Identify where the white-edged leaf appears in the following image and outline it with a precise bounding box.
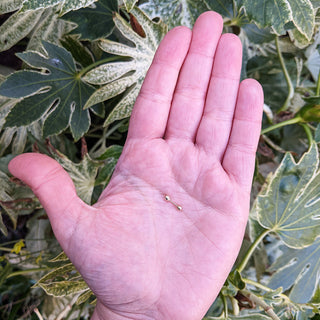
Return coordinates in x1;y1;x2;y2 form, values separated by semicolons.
288;28;311;49
76;289;94;305
83;7;167;126
0;169;40;236
38;280;89;296
139;0;236;29
257;142;320;248
289;0;314;41
243;0;292;35
0;0;23;14
243;0;315;39
0;41;96;141
123;0;138;11
139;0;209;28
21;0;96;15
27;7;76;53
268;239;320;303
0;9;43;52
52;150;103;204
36;263;89;297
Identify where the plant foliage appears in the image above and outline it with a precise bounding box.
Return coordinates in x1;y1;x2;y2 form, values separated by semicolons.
1;0;320;319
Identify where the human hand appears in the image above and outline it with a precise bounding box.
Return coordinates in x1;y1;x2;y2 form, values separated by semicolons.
9;11;263;320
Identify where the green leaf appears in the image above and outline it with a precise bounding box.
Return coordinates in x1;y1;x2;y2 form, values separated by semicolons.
268;239;320;303
97;144;123;160
243;0;315;40
246;55;296;110
315;123;320;143
0;9;43;52
0;41;96;140
83;7;167;126
123;0;138;11
221;270;245;296
60;35;94;68
298;96;320;122
139;0;234;29
0;0;23;14
256;142;320;248
242;24;275;44
51;150;103;204
63;0;118;40
96;145;123;186
21;0;96;15
243;0;291;35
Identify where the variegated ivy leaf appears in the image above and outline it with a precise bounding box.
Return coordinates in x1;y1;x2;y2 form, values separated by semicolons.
0;0;23;14
257;142;320;248
139;0;234;29
268;239;320;303
0;9;43;52
83;7;167;127
0;169;40;236
123;0;138;11
76;289;94;305
27;7;76;54
288;28;311;49
0;5;74;54
0;41;97;141
21;0;96;15
51;149;103;204
243;0;315;41
36;263;89;297
0;94;43;156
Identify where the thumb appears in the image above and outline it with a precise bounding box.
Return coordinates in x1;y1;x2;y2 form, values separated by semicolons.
8;153;87;248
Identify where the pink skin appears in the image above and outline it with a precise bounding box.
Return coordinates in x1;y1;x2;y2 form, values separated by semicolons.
8;11;263;320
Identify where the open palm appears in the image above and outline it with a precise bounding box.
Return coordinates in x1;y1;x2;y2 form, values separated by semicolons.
9;12;263;320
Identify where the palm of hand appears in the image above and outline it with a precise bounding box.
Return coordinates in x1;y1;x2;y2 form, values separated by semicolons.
8;11;263;320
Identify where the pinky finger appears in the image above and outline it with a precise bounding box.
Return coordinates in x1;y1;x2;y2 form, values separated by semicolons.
222;79;263;191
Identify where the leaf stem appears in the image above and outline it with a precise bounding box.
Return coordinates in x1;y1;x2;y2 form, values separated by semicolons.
6;267;50;279
317;68;320;96
237;228;270;273
300;123;313;146
261;116;302;135
242;278;291;303
275;37;294;112
240;289;280;320
222;294;228;318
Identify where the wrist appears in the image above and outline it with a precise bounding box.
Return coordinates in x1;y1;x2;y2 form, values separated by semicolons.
91;302;156;320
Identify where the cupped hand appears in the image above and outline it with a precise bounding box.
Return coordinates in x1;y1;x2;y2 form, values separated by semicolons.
9;11;263;320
